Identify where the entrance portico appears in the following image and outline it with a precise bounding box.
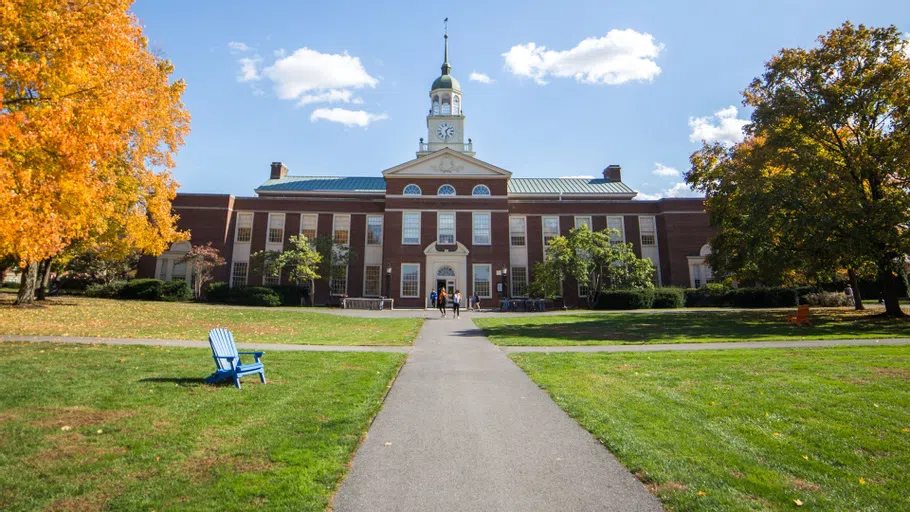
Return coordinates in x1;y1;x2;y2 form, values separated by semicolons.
424;242;469;298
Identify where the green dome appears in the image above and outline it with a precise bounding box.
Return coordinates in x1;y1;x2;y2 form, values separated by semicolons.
431;73;461;91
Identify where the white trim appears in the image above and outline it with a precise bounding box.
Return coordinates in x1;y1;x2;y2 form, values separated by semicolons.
607;215;625;242
472;264;493;299
510;266;529;298
235;211;253;243
400;263;421;298
472;184;492;196
267;212;286;244
330;265;349;296
363;264;382;298
437;184;457;196
255;190;384;197
386;194;506;199
437;211;456;245
366;214;383;246
507;194;637;200
382;147;512;177
300;213;319;239
387;208;509;213
541;215;560;257
230;261;249;288
509;215;527;247
402;211;421;245
472;211;492;246
403;184;422;196
574;216;593;230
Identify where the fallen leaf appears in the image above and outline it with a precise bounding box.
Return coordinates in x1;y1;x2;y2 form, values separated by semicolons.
60;425;72;431
802;455;809;460
710;402;716;406
774;432;781;437
794;498;803;506
859;477;866;485
697;490;707;496
96;429;103;434
384;442;392;446
156;456;160;461
902;428;909;433
119;358;126;363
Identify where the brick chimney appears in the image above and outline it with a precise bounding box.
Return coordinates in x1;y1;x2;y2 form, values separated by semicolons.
270;162;289;180
603;164;622;182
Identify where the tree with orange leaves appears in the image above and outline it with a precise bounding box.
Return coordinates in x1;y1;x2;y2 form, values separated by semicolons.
0;0;190;304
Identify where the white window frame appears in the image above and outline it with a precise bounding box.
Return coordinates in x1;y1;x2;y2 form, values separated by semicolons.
403;184;422;196
300;214;318;241
364;264;382;297
333;214;351;246
400;263;420;298
263;273;280;286
472;184;491;196
402;212;421;245
366;215;383;246
235;212;253;243
511;266;529;298
230;261;249;288
510;216;527;247
267;213;285;244
473;264;492;299
472;211;491;246
575;216;592;231
437;211;456;245
437;184;456;196
330;265;348;296
542;216;560;253
607;216;625;244
639;216;657;247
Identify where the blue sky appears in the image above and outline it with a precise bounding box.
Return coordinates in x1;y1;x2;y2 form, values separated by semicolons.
132;0;907;199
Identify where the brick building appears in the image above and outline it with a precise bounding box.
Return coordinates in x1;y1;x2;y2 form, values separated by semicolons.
139;35;716;307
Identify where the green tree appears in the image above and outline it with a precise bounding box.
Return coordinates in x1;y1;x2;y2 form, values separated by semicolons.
251;236;324;306
687;22;910;316
530;225;655;305
313;234;358;300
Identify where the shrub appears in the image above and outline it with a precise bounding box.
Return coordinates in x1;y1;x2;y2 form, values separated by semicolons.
593;289;655;310
728;287;799;308
160;280;193;302
85;281;126;299
119;279;164;301
205;281;230;302
231;286;281;307
684;283;732;307
652;288;684;309
265;284;309;306
806;291;852;307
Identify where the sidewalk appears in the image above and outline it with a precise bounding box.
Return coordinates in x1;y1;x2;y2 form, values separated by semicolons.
332;317;662;512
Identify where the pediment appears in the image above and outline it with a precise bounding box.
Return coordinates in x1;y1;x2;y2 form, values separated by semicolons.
382;148;511;178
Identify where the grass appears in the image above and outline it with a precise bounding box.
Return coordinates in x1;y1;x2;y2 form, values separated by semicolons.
475;308;910;346
0;341;406;511
511;346;910;511
0;296;423;346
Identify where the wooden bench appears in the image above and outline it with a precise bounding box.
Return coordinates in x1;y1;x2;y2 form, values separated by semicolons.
342;297;394;310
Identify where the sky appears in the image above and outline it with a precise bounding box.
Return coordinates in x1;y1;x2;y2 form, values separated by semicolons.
131;0;908;199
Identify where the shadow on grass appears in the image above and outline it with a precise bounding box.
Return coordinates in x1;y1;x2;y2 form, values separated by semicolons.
138;377;208;386
479;310;910;344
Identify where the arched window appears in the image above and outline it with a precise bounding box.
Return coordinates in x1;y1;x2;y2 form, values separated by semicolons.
453;96;460;115
699;244;712;257
403;184;422;196
437;265;456;277
432;96;440;115
472;184;491;196
441;95;451;115
437;184;456;196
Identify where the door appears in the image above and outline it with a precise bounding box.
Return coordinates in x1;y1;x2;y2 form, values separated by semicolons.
436;279;447;296
446;279;455;297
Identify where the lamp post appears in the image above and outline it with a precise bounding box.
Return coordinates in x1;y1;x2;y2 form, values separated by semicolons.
501;266;508;299
385;266;392;298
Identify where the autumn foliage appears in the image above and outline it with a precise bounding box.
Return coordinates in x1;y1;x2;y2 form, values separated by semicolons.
0;0;190;303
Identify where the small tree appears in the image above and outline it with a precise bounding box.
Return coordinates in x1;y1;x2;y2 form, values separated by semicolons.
313;234;358;301
252;236;323;306
178;243;225;299
531;225;655;306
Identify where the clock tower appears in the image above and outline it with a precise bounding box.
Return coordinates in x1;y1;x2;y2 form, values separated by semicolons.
417;28;474;158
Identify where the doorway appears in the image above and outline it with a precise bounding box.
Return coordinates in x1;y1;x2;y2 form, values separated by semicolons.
436;265;456;298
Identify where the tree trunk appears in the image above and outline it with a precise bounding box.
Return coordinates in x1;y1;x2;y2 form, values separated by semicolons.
15;262;39;306
847;268;864;311
36;258;53;300
878;261;905;317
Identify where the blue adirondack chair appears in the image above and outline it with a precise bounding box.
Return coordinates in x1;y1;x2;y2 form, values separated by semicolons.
205;328;266;389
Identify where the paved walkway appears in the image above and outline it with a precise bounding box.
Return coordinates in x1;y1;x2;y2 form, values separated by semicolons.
0;335;411;353
333;317;663;512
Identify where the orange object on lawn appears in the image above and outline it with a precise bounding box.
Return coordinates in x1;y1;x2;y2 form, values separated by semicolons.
787;305;813;327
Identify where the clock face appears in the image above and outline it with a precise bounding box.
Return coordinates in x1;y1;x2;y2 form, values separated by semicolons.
436;122;455;140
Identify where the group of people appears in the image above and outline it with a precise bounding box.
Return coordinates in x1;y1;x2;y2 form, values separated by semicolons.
430;289;481;318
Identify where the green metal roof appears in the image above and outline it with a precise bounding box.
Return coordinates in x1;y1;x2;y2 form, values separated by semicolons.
431;74;461;91
257;176;385;194
508;178;635;195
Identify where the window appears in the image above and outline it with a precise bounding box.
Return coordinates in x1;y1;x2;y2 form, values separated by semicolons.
401;264;420;298
473;212;491;245
235;212;253;242
453;96;460;115
473;264;492;299
403;184;422;196
441;100;451;115
330;266;347;296
607;216;625;244
432;96;440;115
366;215;383;245
364;265;381;297
437;184;456;196
157;259;169;280
579;281;590;298
510;217;526;246
334;215;350;245
264;274;280;286
472;184;490;196
511;267;528;297
268;213;285;244
639;216;657;246
231;262;248;287
402;212;421;245
437;212;455;244
300;214;318;241
575;216;592;231
542;217;560;249
171;261;187;282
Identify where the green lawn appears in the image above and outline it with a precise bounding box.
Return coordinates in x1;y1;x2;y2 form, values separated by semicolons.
512;347;910;511
475;309;910;346
0;341;405;511
0;296;422;346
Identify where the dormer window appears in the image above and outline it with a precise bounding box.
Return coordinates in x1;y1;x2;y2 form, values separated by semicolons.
472;184;490;196
437;184;456;196
403;184;422;196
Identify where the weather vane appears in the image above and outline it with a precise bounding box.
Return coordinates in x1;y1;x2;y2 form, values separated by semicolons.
444;17;448;35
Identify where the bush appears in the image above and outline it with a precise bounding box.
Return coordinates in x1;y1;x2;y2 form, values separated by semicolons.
684;283;732;307
265;284;309;306
728;287;799;308
205;281;230;302
160;280;193;302
119;279;163;301
56;274;95;293
652;288;684;309
806;291;853;307
85;281;126;299
203;282;281;307
593;289;655;310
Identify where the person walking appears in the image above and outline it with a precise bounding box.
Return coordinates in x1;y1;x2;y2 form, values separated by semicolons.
844;285;855;307
438;288;448;318
429;289;437;310
472;292;480;311
453;289;462;319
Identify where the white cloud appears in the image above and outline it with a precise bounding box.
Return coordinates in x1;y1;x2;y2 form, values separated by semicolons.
298;90;364;107
634;182;701;200
652;163;680;177
228;41;250;53
310;108;388;128
237;56;262;82
262;48;378;104
559;175;596;179
502;29;663;85
470;71;496;84
688;105;749;145
274;48;286;58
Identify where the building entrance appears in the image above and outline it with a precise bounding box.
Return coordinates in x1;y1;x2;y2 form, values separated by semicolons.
436;265;456;297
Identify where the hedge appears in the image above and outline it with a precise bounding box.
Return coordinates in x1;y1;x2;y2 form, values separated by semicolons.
119;279;164;301
85;281;126;299
652;288;684;309
204;282;281;307
265;284;309;306
593;289;655;310
86;279;192;302
160;280;193;302
728;287;798;308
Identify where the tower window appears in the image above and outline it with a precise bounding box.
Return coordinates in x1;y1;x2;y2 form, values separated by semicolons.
432;99;439;115
403;184;422;196
441;102;451;115
453;96;460;115
437;184;456;196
